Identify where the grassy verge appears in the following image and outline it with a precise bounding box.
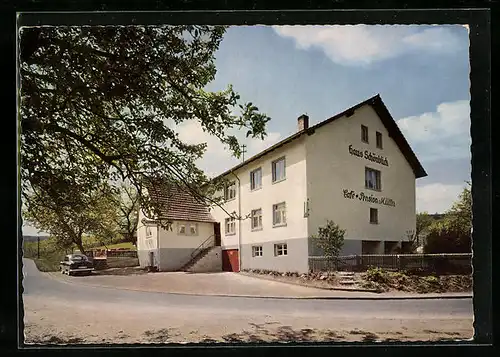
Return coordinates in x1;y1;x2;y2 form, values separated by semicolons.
24;250;63;272
93;242;136;251
31;256;61;272
23;235;136;272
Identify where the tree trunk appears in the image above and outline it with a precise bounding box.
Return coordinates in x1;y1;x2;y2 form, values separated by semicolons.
74;235;86;255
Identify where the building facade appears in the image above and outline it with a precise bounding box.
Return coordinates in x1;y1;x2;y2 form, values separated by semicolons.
136;183;221;272
210;95;427;273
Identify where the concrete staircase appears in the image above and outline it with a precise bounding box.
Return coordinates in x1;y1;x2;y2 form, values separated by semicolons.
337;271;357;286
181;246;222;273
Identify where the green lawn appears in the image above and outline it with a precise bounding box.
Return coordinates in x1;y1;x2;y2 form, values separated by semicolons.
92;242;136;251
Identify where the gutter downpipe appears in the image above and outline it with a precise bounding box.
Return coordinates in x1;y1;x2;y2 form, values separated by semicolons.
230;171;242;272
156;224;160;271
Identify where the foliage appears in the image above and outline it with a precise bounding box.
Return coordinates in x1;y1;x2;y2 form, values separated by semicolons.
110;183;140;244
447;181;472;234
404;212;435;253
22;184;119;255
416;212;434;237
424;182;472;253
362;268;471;293
19;25;270;228
93;242;136;251
23;236;71;272
310;220;345;263
364;267;389;283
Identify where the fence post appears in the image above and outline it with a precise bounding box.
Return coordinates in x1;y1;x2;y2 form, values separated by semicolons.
355;255;361;271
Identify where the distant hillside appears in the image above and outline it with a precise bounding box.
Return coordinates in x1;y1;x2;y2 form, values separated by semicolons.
22;235;50;242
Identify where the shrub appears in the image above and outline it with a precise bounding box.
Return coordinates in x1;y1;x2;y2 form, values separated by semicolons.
422;275;439;284
424;223;471;253
365;267;389;283
310;220;346;268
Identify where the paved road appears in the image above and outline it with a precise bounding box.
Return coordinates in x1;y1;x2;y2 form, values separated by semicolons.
22;258;473;319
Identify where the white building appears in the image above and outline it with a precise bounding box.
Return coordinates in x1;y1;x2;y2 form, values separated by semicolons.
210;95;427;273
136;183;222;272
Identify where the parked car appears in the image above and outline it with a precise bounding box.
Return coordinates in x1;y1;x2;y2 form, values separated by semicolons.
60;254;94;276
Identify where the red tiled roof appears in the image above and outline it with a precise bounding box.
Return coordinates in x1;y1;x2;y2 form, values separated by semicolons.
146;181;216;223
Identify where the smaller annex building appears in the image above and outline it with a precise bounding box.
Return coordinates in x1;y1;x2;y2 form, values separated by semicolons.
136;181;222;272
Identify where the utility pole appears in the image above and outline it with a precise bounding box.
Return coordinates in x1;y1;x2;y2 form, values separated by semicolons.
37;235;40;259
241;144;247;162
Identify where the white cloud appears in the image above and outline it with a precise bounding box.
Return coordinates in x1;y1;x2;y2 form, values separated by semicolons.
175;120;282;178
273;25;464;66
397;100;471;162
416;183;465;214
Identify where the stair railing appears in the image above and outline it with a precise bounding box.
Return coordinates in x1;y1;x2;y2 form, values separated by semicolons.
179;234;215;271
190;234;215;260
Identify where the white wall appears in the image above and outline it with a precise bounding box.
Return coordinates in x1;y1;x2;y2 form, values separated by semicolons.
187;246;222;273
137;209;158;251
137;209;158;268
305;104;417;243
159;221;215;249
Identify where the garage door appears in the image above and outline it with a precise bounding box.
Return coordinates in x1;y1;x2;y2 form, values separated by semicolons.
222;249;239;272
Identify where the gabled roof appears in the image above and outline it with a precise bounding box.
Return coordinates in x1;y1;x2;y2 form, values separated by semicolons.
213;94;427;180
145;181;216;223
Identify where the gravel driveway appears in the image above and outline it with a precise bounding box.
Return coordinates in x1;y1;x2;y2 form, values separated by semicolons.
46;269;380;297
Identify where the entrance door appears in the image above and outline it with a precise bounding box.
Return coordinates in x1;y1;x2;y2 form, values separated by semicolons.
214;222;221;246
222;249;239;272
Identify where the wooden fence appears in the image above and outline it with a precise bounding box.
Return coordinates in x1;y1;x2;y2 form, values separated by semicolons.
308;253;472;274
87;249;138;258
86;249;139;269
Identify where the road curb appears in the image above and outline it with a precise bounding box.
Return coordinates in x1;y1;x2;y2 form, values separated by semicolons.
43;272;472;301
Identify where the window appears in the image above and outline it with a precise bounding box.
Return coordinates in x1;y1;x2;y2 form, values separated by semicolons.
178;224;186;235
272;202;287;226
365;167;381;191
272;157;286;183
361;125;369;143
252;245;263;257
370;208;378;224
376;131;383;149
274;243;288;256
189;223;198;235
224;181;236;201
225;217;236;235
251;209;263;230
250;168;262;190
145;226;152;238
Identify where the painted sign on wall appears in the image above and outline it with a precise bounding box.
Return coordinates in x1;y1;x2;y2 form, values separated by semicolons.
348;145;389;166
342;189;396;207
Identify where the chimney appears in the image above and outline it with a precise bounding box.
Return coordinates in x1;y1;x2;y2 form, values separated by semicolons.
297;114;309;131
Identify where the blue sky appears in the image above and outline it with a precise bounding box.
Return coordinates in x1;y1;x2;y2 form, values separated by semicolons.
177;25;471;214
22;25;471;236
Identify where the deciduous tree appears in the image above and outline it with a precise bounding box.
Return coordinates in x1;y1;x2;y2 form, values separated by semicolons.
20;25;270;227
22;184;119;255
424;182;472;253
